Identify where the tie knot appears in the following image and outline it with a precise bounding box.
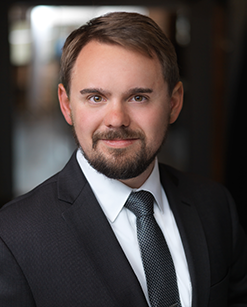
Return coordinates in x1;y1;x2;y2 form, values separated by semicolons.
125;190;154;218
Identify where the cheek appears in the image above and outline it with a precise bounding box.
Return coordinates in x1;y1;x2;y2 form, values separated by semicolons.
140;108;169;137
146;116;169;150
72;107;103;140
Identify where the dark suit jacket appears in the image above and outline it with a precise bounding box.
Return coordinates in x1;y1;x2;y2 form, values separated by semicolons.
0;152;247;306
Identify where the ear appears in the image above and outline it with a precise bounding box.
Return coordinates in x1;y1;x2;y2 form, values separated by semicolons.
58;83;73;125
169;81;184;124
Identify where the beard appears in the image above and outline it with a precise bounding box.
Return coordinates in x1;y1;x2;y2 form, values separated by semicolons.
73;125;168;180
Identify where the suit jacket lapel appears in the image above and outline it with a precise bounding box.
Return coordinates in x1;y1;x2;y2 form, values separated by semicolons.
56;152;211;306
57;152;148;307
159;164;211;307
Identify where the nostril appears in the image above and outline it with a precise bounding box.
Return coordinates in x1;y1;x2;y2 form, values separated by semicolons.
104;108;130;128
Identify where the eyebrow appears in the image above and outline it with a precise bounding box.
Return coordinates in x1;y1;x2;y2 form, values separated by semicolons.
80;87;153;96
80;88;109;95
127;87;153;95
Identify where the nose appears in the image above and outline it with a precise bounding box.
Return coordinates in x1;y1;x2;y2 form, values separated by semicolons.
103;101;130;128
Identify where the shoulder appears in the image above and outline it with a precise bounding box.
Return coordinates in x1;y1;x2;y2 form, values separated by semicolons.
0;151;81;231
159;163;235;215
159;163;244;253
1;167;61;210
159;163;227;193
0;172;61;235
0;152;86;256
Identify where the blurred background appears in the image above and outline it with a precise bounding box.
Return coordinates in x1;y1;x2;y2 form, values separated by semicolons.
1;0;247;230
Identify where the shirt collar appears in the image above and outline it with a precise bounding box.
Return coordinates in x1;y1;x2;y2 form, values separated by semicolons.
76;149;163;222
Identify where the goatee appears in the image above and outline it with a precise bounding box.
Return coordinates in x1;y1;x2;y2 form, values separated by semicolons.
73;126;167;180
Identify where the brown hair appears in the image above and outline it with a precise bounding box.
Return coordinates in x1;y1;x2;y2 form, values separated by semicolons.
60;11;179;97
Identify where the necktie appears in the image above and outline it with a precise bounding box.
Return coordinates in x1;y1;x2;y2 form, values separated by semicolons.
125;190;181;307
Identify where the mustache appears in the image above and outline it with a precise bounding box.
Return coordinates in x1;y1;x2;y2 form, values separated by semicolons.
92;128;145;148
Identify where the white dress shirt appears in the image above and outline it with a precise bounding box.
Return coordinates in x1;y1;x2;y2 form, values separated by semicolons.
76;149;192;307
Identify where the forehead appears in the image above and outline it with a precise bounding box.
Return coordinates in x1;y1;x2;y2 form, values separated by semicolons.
71;40;165;90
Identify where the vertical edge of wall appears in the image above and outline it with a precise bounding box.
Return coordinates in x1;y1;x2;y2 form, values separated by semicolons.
186;0;214;179
0;3;13;207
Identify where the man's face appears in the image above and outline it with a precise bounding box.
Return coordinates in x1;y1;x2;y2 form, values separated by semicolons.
59;40;183;187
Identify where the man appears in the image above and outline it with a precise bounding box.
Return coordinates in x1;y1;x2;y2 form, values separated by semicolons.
0;12;247;307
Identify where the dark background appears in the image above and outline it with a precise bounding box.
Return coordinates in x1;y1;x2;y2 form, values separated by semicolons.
1;0;247;231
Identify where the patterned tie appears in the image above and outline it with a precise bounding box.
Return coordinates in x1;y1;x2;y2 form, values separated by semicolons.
125;190;182;307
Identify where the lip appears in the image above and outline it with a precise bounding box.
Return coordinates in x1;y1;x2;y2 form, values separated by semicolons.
101;138;138;148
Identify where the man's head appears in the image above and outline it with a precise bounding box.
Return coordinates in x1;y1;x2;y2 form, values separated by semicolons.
58;12;183;188
60;11;179;98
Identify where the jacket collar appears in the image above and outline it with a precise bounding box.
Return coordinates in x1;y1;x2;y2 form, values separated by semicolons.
57;151;148;306
159;164;211;307
57;152;210;306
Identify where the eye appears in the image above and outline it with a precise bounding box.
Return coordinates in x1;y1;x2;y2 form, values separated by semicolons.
132;95;147;102
89;95;103;103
